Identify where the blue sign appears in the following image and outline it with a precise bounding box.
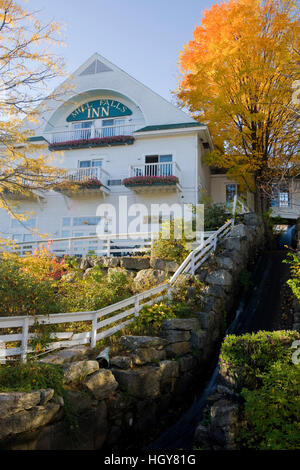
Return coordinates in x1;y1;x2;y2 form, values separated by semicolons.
67;99;132;122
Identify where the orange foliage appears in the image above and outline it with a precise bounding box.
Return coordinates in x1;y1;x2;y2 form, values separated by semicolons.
177;0;300;211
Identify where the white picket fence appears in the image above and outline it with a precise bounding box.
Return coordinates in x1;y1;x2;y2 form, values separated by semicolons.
12;232;155;258
0;219;235;363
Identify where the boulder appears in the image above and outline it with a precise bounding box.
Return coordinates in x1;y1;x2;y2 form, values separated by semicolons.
133;269;166;289
196;312;216;331
159;360;179;383
131;348;166;366
206;270;233;288
200;295;225;314
63;360;99;385
165;342;192;358
194;424;212;450
101;257;120;268
0;403;60;441
150;258;180;274
178;355;197;373
120;336;167;351
224;237;243;253
80;258;92;271
162;329;191;343
150;258;167;271
191;330;208;350
110;356;132;369
40;345;91;365
84;370;118;400
215;256;235;272
65;390;95;415
111;367;161;399
209;399;241;450
0;391;42;419
166;261;180;274
162;318;200;331
120;257;150;271
39;389;55;406
230;224;248;239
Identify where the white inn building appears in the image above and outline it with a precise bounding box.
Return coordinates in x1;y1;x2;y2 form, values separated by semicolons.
1;53;299;253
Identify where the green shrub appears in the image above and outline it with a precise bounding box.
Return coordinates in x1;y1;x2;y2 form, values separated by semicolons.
240;362;300;450
204;203;229;231
152;218;189;263
284;251;300;301
0;362;64;395
171;275;204;308
131;302;176;335
152;238;188;264
58;267;133;313
0;258;62;316
219;330;300;390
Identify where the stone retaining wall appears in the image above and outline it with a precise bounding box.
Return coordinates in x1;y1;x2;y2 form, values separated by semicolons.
0;213;266;450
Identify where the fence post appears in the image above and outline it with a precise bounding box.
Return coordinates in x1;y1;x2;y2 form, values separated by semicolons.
21;317;29;363
68;238;73;256
135;296;140;317
91;313;98;349
0;340;5;365
232;195;238;227
213;234;217;252
107;238;111;257
190;253;195;275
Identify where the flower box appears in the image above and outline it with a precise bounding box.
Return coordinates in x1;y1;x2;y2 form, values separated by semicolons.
122;175;179;187
54;178;103;193
49;135;135;151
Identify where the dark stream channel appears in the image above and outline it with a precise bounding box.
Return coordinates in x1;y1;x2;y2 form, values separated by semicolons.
145;250;289;450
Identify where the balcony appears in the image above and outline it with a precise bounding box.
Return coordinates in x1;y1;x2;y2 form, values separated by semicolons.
123;162;182;192
53;167;110;197
46;123;141;151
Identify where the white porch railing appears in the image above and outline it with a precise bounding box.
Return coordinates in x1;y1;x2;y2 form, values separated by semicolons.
60;167;110;187
47;123;141;144
0;220;234;362
12;233;154;258
129;162;182;180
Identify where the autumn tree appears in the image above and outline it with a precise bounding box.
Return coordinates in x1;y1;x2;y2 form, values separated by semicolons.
177;0;300;213
0;0;66;231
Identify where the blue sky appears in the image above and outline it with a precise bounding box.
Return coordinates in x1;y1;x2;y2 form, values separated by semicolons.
22;0;216;102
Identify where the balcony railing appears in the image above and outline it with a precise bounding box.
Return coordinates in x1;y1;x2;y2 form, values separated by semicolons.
129;162;182;179
47;123;141;145
61;167;110;187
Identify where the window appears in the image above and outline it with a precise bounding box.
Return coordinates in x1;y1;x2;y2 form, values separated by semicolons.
12;234;23;243
73;121;93;140
24;234;33;242
144;155;173;176
226;184;239;208
102;119;115;137
271;185;290;208
79;160;102;168
73;217;101;226
12;234;34;243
